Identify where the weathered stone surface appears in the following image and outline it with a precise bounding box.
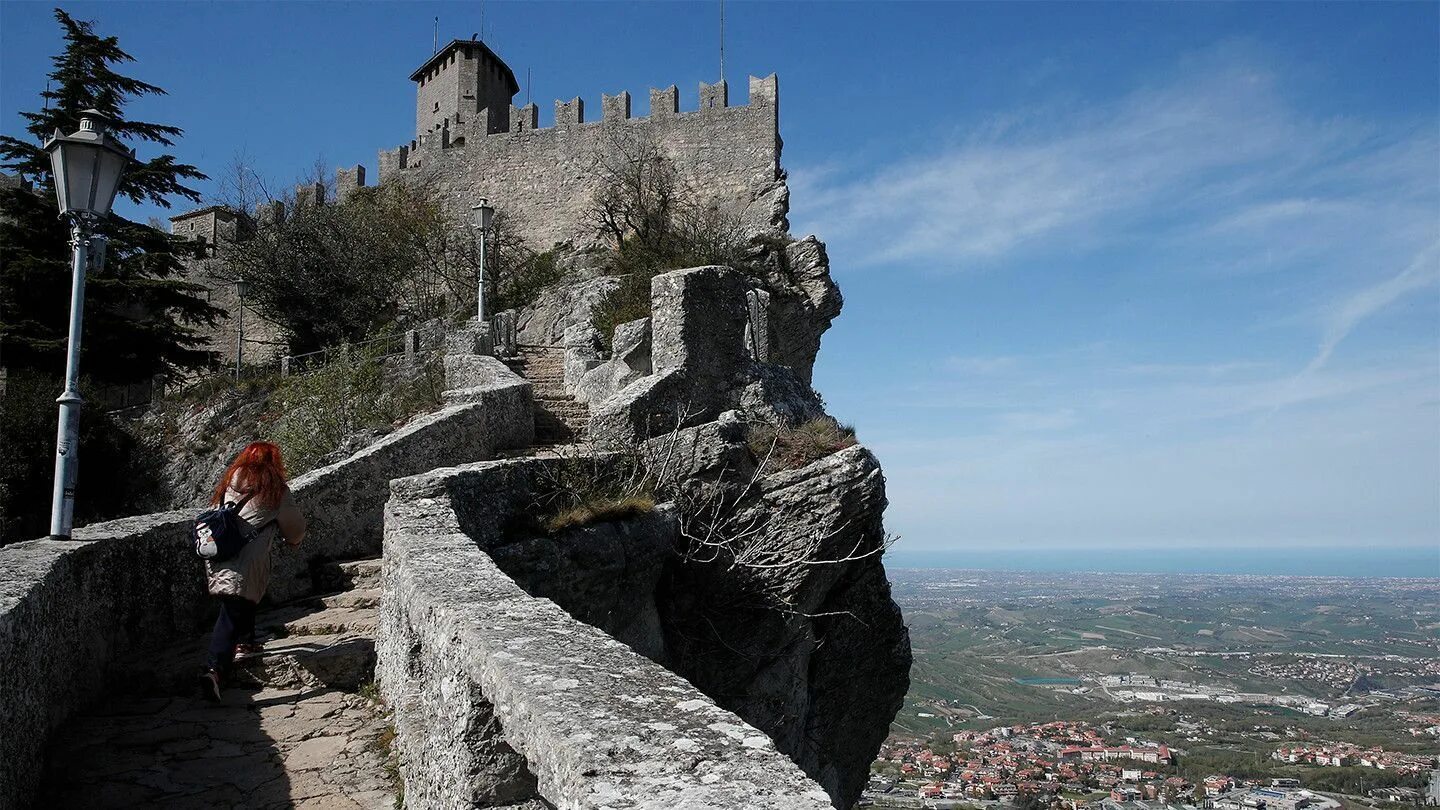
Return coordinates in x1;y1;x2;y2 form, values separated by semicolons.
40;684;396;809
271;373;533;602
378;459;834;809
650;266;750;392
516;275;620;346
657;445;910;809
758;236;843;386
0;513;199;805
563;322;604;391
488;507;676;662
575;317;652;406
444;352;529;396
738;362;826;427
641;410;755;490
589;264;835;449
588;368;699;447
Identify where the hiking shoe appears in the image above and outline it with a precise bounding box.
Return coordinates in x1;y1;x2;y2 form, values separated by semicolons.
198;670;222;703
235;642;264;659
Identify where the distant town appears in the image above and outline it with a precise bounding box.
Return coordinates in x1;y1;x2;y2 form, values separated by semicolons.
866;718;1438;809
875;568;1439;809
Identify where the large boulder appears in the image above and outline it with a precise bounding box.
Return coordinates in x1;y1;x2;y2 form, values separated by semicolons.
516;276;620;346
752;236;843;386
591;266;767;444
575;317;652;405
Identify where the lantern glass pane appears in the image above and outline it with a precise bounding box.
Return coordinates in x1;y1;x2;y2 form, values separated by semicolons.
49;147;71;213
93;148;128;216
63;143;100;216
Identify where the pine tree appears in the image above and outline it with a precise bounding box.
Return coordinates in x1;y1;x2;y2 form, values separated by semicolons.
0;7;223;384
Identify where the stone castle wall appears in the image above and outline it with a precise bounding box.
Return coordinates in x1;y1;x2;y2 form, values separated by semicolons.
368;75;786;250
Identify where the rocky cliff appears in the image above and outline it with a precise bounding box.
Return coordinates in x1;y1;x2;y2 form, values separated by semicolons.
471;237;911;808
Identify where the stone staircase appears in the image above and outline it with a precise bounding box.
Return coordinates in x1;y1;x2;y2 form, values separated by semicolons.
39;559;395;809
506;345;590;445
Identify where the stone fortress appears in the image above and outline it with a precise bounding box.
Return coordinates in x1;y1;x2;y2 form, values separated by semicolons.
2;38;910;810
172;36;788;365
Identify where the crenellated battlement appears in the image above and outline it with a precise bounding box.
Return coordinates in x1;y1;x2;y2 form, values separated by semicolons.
383;75;778;169
375;74;785;247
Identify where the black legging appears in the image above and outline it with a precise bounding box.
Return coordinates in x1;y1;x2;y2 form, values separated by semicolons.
207;596;258;675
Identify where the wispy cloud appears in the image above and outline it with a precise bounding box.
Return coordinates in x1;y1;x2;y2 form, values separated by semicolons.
804;41;1440;553
1303;240;1440;375
791;45;1437;274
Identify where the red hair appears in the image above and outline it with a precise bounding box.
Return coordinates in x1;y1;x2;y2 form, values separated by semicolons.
212;441;289;508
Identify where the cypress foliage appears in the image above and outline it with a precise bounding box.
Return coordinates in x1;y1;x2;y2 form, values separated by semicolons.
0;8;222;384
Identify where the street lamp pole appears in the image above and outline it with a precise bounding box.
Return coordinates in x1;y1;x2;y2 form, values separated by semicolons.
50;217;93;539
473;199;494;323
43;109;133;540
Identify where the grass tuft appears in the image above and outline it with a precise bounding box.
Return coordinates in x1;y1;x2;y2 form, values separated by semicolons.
544;494;656;534
748;416;858;474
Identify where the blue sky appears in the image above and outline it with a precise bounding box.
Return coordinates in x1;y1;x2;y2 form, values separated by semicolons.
3;2;1437;564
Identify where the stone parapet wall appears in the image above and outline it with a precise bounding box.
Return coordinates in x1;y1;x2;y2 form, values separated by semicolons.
377;458;835;809
380;75;785;249
268;369;534;602
0;370;534;808
0;511;196;805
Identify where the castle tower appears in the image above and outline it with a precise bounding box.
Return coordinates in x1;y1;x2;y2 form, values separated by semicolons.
411;39;519;141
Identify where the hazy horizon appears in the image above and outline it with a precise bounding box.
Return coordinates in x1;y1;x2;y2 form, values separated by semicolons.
886;542;1439;578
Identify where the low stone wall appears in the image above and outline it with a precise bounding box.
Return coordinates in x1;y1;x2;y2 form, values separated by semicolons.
270;370;533;602
0;370;533;808
378;458;834;809
0;511;196;805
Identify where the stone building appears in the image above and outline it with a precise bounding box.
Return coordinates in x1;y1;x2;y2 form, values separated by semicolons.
364;37;786;248
172;39;788;363
169;205;284;368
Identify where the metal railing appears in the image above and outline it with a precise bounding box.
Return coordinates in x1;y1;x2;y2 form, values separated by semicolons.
281;330;419;376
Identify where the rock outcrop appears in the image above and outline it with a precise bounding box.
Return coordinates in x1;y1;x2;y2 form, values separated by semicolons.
543;257;909;809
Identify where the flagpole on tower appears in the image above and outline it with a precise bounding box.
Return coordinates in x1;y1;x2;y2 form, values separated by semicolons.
719;0;726;83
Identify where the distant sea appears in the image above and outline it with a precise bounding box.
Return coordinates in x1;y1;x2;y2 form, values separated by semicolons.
887;545;1439;578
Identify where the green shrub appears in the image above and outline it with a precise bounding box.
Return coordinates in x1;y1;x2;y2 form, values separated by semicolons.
585;135;754;349
267;343;443;475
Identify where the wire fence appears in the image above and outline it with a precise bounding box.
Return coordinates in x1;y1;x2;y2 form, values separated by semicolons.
282;330;418;376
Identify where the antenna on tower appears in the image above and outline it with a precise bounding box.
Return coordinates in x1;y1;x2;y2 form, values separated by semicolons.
433;17;439;54
719;0;726;83
479;0;485;42
526;68;532;105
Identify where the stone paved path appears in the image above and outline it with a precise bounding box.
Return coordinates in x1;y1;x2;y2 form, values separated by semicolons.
39;560;397;809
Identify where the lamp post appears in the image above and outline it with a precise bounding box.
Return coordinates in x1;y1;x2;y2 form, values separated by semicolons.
473;199;494;323
234;277;251;378
43;109;133;540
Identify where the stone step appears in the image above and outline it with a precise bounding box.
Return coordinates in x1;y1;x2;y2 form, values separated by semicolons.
258;604;379;638
305;588;381;610
229;632;376;691
312;558;383;592
113;626;376;696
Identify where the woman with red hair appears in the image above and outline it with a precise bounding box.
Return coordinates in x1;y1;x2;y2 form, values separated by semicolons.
200;441;306;701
